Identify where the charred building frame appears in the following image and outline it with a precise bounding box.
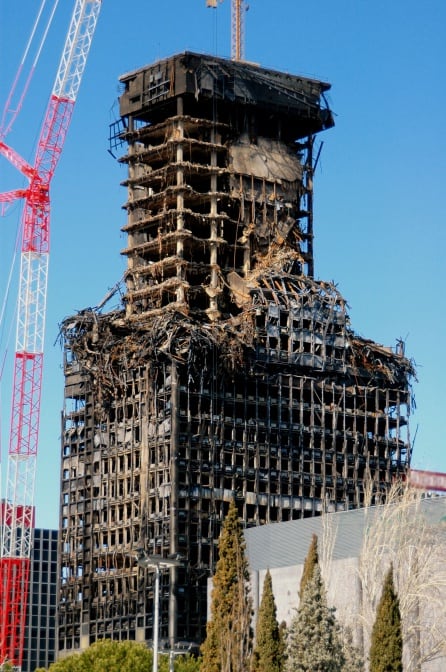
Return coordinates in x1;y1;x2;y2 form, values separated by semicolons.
57;52;414;655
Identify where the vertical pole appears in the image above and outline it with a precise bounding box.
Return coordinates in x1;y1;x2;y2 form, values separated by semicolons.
153;564;160;672
169;362;179;648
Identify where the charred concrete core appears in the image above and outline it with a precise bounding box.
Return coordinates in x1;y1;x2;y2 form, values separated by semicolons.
57;53;414;654
115;51;334;320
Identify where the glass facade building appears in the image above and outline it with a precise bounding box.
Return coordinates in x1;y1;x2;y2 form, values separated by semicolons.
22;528;58;672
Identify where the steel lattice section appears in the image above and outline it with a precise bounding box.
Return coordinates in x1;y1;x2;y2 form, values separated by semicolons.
16;254;48;353
54;0;102;100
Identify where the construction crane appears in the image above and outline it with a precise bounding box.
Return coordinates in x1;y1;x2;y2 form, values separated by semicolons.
0;1;102;668
231;0;248;61
206;0;249;61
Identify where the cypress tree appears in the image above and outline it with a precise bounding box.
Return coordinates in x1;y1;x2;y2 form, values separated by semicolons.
286;564;345;672
278;621;287;669
299;533;319;599
200;499;252;672
341;626;364;672
251;569;284;672
369;565;403;672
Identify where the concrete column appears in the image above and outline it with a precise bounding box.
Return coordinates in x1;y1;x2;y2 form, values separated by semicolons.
175;97;185;305
208;128;220;319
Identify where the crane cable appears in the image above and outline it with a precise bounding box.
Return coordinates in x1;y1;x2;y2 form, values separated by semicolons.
0;0;59;453
0;0;60;141
0;216;21;467
0;220;21;383
0;0;59;365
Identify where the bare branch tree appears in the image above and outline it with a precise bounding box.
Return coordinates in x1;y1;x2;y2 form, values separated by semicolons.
320;500;339;590
358;481;446;671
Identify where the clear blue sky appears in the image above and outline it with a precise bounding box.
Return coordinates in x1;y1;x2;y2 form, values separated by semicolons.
1;1;445;529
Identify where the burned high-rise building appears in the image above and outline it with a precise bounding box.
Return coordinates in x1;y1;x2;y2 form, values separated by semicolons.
57;52;414;655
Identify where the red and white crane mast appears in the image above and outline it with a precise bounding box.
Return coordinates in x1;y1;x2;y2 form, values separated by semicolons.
0;1;102;668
